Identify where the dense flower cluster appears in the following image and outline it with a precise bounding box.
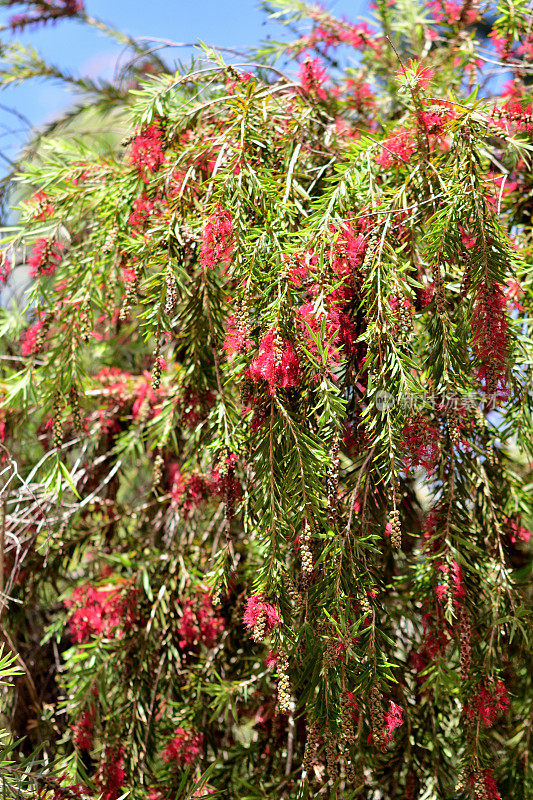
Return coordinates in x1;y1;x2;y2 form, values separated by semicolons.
20;316;45;356
375;130;417;168
472;283;509;397
243;595;281;636
162;728;203;766
369;698;404;751
507;519;531;544
223;314;253;360
466;680;510;728
248;329;300;393
470;769;503;800
435;560;465;603
226;70;253;94
72;705;96;751
299;57;329;100
210;453;241;501
297;303;343;375
293;13;380;54
65;581;138;643
0;254;11;283
28;190;55;220
96;746;125;800
410;611;451;678
176;589;225;650
127;194;161;231
28;238;63;277
399;416;441;473
168;466;210;511
129;125;165;182
381;701;404;749
199;205;235;270
427;0;478;25
36;781;92;800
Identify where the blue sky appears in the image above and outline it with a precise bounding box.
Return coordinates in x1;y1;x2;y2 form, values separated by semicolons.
0;0;371;164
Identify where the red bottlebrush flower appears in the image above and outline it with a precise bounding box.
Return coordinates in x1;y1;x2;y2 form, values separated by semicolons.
155;355;167;372
435;560;465;602
416;105;453;136
342;78;376;113
419;281;435;308
265;650;278;669
210;454;241;502
507;519;531;544
388;294;413;318
504;278;524;311
21;318;45;356
72;705;96;751
132;374;161;418
127;194;160;231
335;309;358;355
493;98;533;135
168;466;210;513
223;314;252;360
299;57;329;100
248;329;300;394
427;0;477;25
479;770;502;800
226;71;253;94
381;700;404;747
369;699;404;751
375;130;417;169
471;283;509;399
399;415;441;474
162;728;203;766
96;746;125;800
460;226;477;250
28;239;63;278
466;680;509;728
344;21;380;51
50;783;92;800
0;254;10;284
129;125;165;182
411;63;433;91
299;18;380;53
345;690;360;723
329;220;367;293
122;266;137;284
243;595;281;634
200;205;235;270
411;612;451;678
288;262;309;287
29;190;55;220
175;590;225;651
65;582;138;643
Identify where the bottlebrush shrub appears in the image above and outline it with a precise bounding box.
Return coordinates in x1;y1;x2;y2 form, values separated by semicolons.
0;0;532;798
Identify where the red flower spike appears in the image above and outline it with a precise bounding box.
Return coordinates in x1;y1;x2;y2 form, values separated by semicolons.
200;205;235;270
243;594;281;635
162;728;203;766
472;283;509;400
248;329;300;394
129;125;165;182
